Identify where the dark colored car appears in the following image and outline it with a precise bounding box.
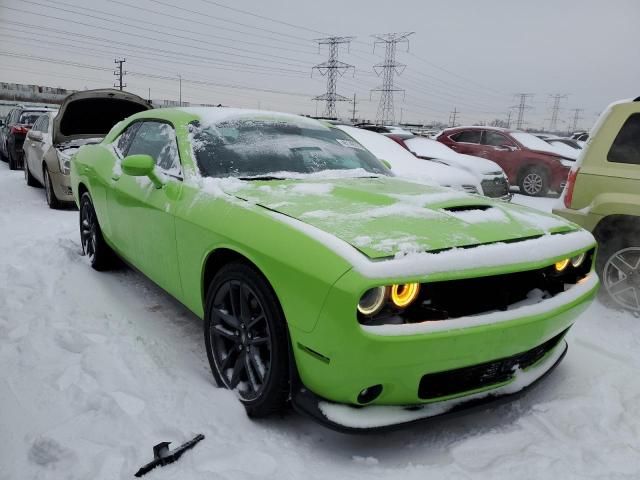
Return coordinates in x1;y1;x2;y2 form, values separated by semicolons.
0;107;54;170
437;127;575;196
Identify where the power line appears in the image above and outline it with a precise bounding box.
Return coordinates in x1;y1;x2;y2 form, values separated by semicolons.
449;107;460;127
312;36;354;118
371;32;413;125
113;58;126;90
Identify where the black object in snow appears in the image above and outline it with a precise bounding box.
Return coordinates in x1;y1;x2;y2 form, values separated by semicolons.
134;434;205;477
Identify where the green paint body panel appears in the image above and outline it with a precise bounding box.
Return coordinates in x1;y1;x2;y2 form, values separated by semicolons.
70;108;598;407
554;99;640;232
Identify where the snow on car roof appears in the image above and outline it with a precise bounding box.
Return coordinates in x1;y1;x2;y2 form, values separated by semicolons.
182;107;328;129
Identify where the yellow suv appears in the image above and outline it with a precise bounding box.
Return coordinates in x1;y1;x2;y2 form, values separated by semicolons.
554;97;640;311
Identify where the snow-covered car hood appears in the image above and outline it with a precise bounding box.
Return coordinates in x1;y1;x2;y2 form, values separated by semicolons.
439;153;504;176
53;89;151;145
216;174;576;260
403;137;504;176
334;125;481;192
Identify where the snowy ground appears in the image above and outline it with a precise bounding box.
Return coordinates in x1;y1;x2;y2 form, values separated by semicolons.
1;165;639;480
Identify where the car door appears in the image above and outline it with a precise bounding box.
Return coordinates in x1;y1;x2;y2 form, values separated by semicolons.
446;129;483;155
476;130;520;181
108;119;183;298
26;115;48;183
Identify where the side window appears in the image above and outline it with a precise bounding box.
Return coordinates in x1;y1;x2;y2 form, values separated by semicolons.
451;130;481;144
127;121;181;173
8;109;18;125
608;114;640;165
31;116;44;132
115;122;141;157
33;115;49;133
484;131;513;147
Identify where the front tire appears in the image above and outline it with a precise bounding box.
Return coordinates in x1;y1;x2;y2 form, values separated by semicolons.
44;166;61;209
519;166;549;197
597;234;640;312
79;192;115;271
204;262;290;417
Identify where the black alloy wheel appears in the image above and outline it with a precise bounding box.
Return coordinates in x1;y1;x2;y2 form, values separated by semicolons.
205;263;289;417
79;192;114;271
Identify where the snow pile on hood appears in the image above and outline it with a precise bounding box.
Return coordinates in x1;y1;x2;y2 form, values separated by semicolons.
512;132;572;158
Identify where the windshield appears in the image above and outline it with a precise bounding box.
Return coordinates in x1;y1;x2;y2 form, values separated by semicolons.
190;119;389;178
511;132;564;155
405;137;456;160
19;111;47;125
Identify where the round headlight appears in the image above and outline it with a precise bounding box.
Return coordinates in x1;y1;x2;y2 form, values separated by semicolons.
390;283;420;308
357;287;386;316
555;258;570;272
571;253;586;267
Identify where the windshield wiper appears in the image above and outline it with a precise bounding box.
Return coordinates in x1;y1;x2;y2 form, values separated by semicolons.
238;175;285;181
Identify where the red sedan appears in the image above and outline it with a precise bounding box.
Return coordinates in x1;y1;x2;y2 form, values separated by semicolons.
437;127;574;196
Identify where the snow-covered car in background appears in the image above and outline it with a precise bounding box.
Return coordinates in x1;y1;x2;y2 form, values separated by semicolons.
388;134;512;201
23;89;152;208
335;124;483;195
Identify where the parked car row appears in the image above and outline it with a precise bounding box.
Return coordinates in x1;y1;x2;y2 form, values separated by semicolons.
0;105;57;170
3;89;152;208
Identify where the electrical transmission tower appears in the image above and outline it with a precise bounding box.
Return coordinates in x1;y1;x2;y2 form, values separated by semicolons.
312;36;354;118
506;109;513;129
114;58;126;91
513;93;534;130
371;32;413;125
548;94;568;132
449;107;460;127
569;108;583;133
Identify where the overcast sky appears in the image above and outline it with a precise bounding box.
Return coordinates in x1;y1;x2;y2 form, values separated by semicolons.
0;0;638;129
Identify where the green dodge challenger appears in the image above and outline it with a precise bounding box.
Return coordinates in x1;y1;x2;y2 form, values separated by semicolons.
71;107;598;431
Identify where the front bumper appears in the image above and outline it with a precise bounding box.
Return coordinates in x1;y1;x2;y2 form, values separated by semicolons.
481;176;511;200
291;271;597;408
49;170;74;202
292;338;568;433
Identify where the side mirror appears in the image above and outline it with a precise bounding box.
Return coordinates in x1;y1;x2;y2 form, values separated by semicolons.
121;154;164;188
379;159;392;170
28;130;43;141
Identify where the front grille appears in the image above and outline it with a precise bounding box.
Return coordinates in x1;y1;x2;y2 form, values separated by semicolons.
417;329;567;399
358;248;594;326
481;177;509;198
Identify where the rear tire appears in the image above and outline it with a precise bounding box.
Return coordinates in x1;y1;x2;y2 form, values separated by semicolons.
597;233;640;312
8;147;20;170
204;262;290;418
24;160;38;187
44;166;61;209
79;192;116;271
519;166;549;197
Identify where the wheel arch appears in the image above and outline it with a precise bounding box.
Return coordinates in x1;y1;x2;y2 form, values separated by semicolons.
593;214;640;243
201;247;280;313
517;161;550;184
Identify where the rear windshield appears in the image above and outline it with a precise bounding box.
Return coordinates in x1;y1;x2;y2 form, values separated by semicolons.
19;111;47;125
190;119;389;178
